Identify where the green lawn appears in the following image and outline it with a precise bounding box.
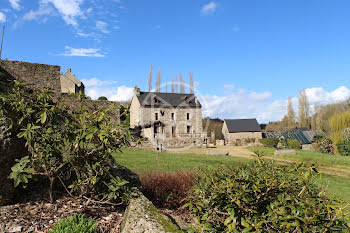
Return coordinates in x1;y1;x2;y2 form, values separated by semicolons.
113;148;350;205
249;146;350;170
114;148;250;173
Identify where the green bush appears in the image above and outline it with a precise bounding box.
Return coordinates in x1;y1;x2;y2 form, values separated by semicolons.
313;138;334;154
286;138;301;149
0;81;133;203
337;140;350;156
97;96;108;101
312;134;326;143
185;160;349;232
260;137;279;148
50;214;99;233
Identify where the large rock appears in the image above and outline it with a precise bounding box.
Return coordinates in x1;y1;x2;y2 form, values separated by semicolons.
110;163;142;190
121;192;181;233
274;150;296;156
207;150;229;156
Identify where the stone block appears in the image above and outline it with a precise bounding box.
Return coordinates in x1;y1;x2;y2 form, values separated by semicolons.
207;150;229;156
274;150;296;156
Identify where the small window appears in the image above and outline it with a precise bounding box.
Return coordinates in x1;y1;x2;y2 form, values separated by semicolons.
171;113;175;120
155;113;158;120
187;113;190;120
187;125;192;133
154;97;160;103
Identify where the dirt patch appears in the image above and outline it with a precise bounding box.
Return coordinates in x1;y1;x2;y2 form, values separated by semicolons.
0;196;124;233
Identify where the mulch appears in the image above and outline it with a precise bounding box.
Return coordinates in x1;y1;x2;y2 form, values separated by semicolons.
0;196;125;233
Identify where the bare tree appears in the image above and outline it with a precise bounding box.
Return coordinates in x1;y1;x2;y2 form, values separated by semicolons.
180;73;185;93
287;97;295;128
171;75;175;93
175;74;178;93
189;72;194;94
298;89;310;128
148;63;153;92
165;79;168;93
156;67;161;92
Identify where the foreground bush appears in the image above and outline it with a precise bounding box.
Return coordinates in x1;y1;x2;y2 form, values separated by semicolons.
337;140;350;156
0;82;133;204
260;137;279;148
140;171;194;209
185;159;349;232
50;214;99;233
280;138;301;149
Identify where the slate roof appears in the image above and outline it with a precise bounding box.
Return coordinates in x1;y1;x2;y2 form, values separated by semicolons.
224;119;261;133
136;91;201;107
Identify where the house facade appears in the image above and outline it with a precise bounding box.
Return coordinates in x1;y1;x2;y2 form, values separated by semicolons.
60;68;85;95
222;118;262;141
130;86;203;141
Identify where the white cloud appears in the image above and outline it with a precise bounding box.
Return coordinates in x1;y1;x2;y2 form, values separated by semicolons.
82;77;133;101
81;77;117;87
0;12;6;23
201;1;217;15
61;46;105;57
22;7;53;21
199;89;272;121
9;0;21;10
41;0;83;26
95;20;109;34
198;85;350;124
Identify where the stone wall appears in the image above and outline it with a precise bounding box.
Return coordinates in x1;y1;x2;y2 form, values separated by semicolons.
0;60;61;93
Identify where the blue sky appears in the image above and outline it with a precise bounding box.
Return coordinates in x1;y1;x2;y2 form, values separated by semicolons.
1;0;350;123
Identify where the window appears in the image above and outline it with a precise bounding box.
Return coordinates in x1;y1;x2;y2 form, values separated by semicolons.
154;97;160;103
155;113;158;120
187;125;192;134
171;113;175;120
187;113;190;120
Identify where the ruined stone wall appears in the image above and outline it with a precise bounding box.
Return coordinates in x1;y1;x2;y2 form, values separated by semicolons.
0;60;61;93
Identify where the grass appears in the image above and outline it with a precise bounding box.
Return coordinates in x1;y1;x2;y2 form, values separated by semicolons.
249;146;350;170
114;148;250;173
113;148;350;205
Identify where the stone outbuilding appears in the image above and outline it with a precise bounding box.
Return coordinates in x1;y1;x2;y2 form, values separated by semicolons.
222;118;262;141
60;68;85;95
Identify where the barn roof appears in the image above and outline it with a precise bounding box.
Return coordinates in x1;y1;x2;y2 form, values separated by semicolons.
136;91;201;107
224;119;261;133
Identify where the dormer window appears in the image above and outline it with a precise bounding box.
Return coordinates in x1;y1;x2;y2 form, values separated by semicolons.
185;96;189;104
154;97;160;103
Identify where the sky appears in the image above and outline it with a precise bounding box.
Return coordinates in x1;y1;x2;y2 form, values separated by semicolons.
1;0;350;123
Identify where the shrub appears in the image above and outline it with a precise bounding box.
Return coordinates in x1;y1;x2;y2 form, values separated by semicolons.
312;134;326;143
337;140;350;156
286;138;301;149
98;96;108;101
185;160;349;232
260;137;279;148
1;82;133;203
140;171;194;209
313;138;334;154
50;214;99;233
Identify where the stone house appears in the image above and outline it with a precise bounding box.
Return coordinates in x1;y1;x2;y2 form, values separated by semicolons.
130;86;203;141
60;68;85;95
222;118;262;141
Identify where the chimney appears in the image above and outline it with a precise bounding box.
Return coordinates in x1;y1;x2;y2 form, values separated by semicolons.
134;85;140;96
66;68;72;73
